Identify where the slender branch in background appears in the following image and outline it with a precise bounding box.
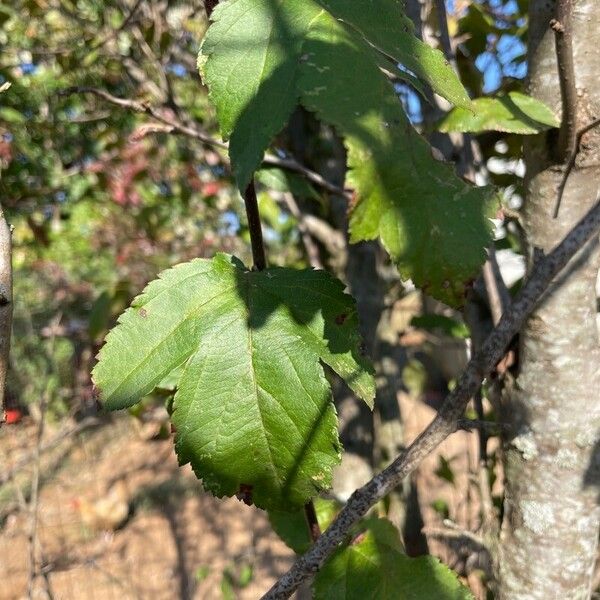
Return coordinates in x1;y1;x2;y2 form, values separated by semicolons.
243;181;267;271
59;87;224;146
554;117;600;218
304;501;322;544
422;524;487;551
90;0;144;51
0;205;12;423
27;388;51;598
483;247;511;326
262;197;600;599
456;419;506;434
281;193;323;269
551;0;577;162
433;0;456;66
58;87;348;198
0;416;102;485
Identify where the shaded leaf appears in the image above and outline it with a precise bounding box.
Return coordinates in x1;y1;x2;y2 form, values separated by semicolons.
269;497;341;554
256;166;320;201
93;254;374;510
298;16;495;306
313;518;474;599
438;92;559;134
199;0;471;191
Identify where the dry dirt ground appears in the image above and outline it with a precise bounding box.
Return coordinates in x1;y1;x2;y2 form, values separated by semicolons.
1;393;494;600
0;415;294;599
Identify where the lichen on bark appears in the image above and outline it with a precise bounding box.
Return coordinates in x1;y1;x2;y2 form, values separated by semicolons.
498;1;600;598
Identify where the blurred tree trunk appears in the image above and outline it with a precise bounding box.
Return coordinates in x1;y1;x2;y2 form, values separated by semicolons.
498;1;600;597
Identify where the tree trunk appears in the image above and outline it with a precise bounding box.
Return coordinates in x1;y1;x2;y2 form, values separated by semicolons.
498;1;600;598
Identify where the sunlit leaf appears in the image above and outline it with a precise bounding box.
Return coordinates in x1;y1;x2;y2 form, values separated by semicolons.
93;254;374;510
314;518;474;599
438;92;559;134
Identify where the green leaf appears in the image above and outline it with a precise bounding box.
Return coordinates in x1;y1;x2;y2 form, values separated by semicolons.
269;497;341;554
298;15;495;306
313;518;474;600
0;106;26;123
199;0;470;191
93;254;374;510
198;0;321;191
438;91;559;134
316;0;471;108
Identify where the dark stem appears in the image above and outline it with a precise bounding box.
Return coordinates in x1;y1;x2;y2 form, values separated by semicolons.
244;181;267;271
204;0;219;18
551;0;577;162
304;501;321;543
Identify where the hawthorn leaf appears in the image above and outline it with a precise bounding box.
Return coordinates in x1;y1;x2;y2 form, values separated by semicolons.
298;15;495;306
92;254;374;510
269;497;341;554
316;0;471;108
313;518;474;600
199;0;470;191
438;91;559;134
198;0;321;191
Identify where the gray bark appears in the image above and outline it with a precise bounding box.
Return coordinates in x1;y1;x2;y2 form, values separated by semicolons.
498;1;600;598
0;205;11;421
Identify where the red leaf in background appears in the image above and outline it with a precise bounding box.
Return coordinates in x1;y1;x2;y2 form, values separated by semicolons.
201;181;221;197
4;408;22;425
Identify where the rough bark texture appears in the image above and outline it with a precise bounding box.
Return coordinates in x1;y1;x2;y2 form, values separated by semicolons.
498;1;600;598
0;205;12;422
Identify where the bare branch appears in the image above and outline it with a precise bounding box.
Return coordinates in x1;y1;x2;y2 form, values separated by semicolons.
483;247;510;326
551;0;578;162
281;193;323;269
262;197;600;599
59;86;348;198
554;117;600;218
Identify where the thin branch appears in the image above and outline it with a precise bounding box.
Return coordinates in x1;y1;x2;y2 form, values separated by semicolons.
58;87;348;198
1;416;101;485
551;0;577;161
456;418;505;434
554;117;600;218
422;525;487;551
262;197;600;599
27;388;50;598
281;193;323;269
0;205;12;423
483;247;510;326
243;181;267;271
433;0;456;67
